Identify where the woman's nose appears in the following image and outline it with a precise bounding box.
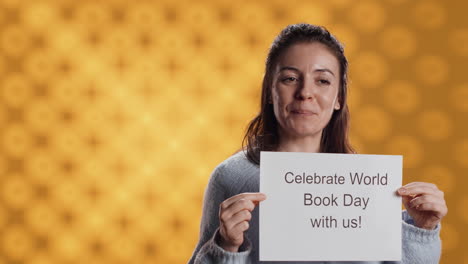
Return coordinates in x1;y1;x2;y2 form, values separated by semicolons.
295;78;315;100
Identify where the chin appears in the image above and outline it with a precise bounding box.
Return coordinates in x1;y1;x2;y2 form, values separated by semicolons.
291;126;322;137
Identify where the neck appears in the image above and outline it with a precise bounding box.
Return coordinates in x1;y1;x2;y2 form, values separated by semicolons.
277;130;322;153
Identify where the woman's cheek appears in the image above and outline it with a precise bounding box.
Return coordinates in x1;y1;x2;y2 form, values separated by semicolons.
320;92;338;111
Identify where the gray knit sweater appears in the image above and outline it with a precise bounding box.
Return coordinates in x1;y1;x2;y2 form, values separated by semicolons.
188;151;441;264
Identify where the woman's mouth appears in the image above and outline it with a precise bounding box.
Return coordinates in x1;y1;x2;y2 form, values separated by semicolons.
291;109;316;115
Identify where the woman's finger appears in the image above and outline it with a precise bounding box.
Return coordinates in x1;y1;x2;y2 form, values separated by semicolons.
229;198;256;214
401;182;438;190
232;220;250;234
225;209;252;230
221;192;266;209
412;202;448;217
398;185;439;197
220;199;255;221
409;195;445;209
220;193;265;221
221;220;250;246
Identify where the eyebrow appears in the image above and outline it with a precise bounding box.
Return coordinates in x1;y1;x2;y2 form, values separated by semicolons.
279;66;335;77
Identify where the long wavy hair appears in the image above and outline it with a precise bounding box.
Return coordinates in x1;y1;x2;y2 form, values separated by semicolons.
242;23;355;165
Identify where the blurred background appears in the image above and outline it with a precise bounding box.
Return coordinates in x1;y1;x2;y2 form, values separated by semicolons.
0;0;466;263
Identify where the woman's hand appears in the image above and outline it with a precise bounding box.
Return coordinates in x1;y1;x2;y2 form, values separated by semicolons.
398;182;448;230
218;192;266;252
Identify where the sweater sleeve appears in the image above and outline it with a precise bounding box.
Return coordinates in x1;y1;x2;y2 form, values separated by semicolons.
384;211;441;264
188;164;252;264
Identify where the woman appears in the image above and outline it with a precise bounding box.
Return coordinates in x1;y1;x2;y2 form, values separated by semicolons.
189;24;447;264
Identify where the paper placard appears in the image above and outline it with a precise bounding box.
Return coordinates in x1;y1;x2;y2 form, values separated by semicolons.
259;151;402;261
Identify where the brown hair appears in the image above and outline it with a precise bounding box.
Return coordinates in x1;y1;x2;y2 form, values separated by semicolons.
242;23;355;165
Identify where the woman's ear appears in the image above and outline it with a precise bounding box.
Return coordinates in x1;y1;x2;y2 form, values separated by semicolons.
334;100;341;110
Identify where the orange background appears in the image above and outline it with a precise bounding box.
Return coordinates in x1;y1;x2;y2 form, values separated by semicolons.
0;0;467;263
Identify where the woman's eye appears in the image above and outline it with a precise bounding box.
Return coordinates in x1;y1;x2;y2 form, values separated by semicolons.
318;79;331;85
282;77;298;83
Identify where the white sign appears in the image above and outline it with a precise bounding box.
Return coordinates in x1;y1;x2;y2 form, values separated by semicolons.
259;151;402;262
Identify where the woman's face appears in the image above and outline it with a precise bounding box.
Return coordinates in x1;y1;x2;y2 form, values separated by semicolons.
271;42;341;139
